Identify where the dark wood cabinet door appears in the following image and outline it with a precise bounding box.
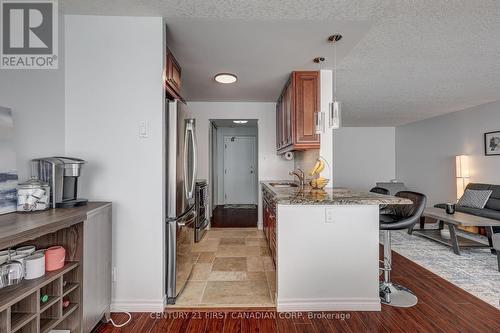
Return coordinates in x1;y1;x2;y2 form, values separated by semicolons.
166;48;182;98
264;207;269;241
283;79;293;146
262;189;277;266
276;71;320;154
269;205;276;264
276;98;284;149
262;190;269;242
294;71;320;145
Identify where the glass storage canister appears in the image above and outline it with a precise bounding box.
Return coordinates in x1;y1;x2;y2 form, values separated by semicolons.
17;178;50;212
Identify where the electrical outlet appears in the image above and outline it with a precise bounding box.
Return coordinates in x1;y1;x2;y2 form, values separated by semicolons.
325;208;335;223
112;266;117;282
139;120;149;138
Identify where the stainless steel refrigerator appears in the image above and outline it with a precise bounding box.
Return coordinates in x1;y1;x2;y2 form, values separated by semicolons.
166;100;197;304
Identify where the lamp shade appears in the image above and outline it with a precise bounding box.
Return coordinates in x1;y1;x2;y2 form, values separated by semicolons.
456;155;470;178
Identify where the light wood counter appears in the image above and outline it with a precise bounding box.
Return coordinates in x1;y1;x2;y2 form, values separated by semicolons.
0;202;111;250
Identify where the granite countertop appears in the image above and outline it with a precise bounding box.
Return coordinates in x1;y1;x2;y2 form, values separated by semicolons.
261;181;412;206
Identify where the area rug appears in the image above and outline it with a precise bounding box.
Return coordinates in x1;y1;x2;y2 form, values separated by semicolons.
385;228;500;309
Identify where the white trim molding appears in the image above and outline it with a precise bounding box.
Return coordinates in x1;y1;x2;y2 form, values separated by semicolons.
111;298;165;313
277;298;381;312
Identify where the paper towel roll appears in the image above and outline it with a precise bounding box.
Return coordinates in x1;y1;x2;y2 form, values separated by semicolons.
283;151;294;160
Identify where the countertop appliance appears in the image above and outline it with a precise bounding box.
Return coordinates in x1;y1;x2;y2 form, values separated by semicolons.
195;180;209;242
31;157;88;208
166;100;198;304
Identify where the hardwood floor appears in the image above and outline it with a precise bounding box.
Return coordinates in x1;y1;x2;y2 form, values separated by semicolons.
211;205;257;228
93;248;500;332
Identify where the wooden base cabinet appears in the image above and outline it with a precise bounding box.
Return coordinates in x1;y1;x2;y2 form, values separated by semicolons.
262;189;277;265
0;203;112;333
276;71;320;154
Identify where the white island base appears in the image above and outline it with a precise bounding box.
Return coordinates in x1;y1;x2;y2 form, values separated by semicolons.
276;204;381;312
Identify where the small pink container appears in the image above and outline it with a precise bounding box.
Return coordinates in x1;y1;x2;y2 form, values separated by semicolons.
45;246;66;271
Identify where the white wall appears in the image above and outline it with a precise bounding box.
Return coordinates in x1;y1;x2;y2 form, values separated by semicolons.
333;127;396;190
65;15;165;312
319;70;334;186
396;100;500;205
215;126;258;205
188;102;294;227
0;16;65;180
277;204;380;311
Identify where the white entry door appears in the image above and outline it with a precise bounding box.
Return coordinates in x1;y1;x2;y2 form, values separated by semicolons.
223;136;256;204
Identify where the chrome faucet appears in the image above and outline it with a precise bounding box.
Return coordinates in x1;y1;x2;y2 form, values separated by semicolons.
289;168;305;188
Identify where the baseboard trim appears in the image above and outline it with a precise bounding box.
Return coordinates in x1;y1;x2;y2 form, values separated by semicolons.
277;297;381;312
111;298;165;312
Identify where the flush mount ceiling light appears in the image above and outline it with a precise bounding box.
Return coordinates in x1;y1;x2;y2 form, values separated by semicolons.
233;120;248;124
214;73;237;84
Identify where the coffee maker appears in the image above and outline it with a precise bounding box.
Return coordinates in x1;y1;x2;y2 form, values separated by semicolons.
31;157;88;208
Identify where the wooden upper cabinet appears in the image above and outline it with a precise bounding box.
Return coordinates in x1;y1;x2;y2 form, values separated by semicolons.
276;99;282;149
165;48;182;99
276;71;320;154
283;79;293;147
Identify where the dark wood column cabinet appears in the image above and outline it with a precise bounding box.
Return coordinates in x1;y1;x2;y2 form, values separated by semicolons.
276;71;320;154
165;48;182;100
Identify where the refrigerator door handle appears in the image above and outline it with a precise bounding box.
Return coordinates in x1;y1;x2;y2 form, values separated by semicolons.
183;124;190;199
190;125;198;198
167;100;178;218
184;122;196;200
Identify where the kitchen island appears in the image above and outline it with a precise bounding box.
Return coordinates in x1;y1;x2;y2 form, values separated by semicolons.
261;182;411;312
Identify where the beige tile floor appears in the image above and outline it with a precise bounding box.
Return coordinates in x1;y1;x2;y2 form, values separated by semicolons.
172;228;276;307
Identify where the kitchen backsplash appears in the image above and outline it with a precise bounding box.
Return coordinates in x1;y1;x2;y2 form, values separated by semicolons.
294;149;319;179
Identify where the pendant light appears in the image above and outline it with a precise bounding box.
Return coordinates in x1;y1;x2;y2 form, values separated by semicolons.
313;57;326;134
328;34;342;129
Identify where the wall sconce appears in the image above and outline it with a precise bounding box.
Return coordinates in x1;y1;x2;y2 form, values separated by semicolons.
456;155;470;200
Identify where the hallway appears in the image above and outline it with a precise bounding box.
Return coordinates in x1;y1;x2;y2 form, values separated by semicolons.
211;206;257;228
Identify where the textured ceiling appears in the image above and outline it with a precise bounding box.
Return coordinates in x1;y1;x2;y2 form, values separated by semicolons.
164;18;371;102
61;1;500;126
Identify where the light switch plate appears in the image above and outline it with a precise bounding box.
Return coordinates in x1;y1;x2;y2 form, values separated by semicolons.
139;120;149;138
325;208;335;223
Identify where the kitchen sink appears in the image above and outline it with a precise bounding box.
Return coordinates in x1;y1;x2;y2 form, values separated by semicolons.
269;182;299;188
